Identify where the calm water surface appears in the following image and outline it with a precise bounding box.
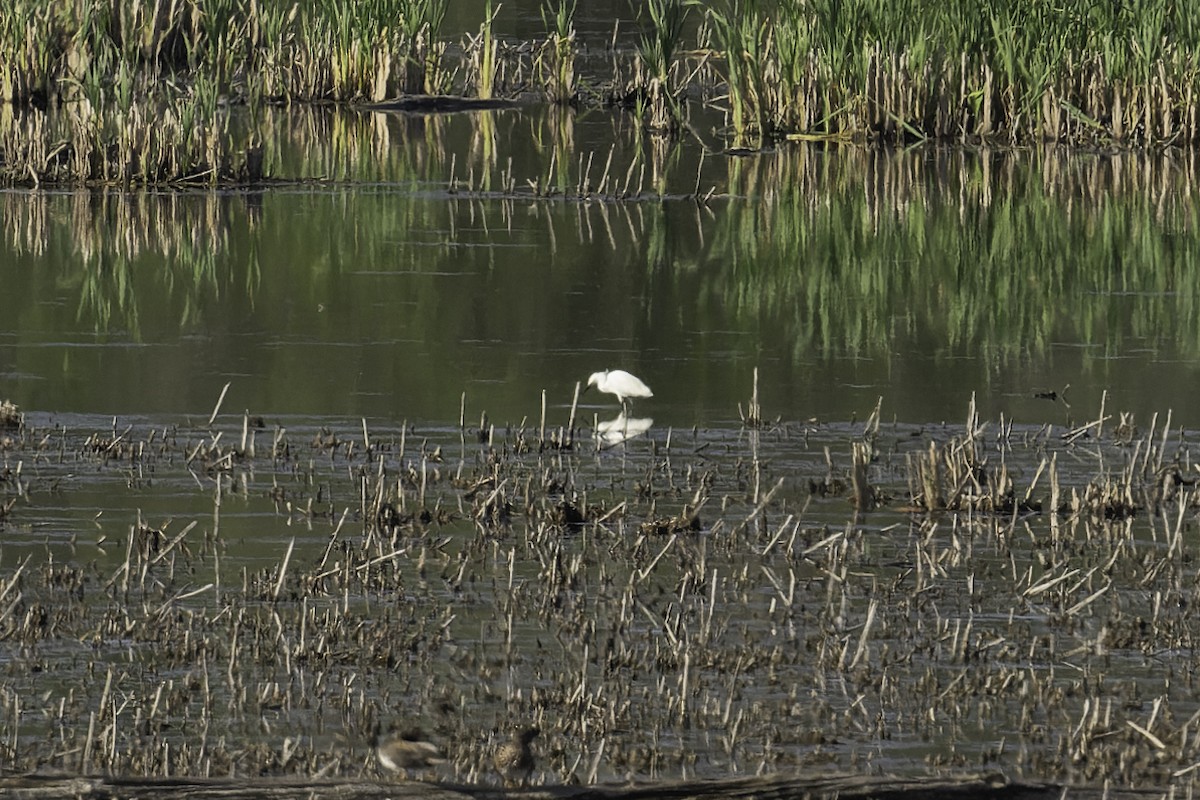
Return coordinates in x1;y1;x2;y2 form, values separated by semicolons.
4;107;1199;430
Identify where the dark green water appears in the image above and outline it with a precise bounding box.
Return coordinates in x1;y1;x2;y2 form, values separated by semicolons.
4;107;1200;432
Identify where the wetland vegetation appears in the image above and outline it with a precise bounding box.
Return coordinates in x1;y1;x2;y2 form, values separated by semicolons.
4;138;1199;414
6;0;1200;184
1;389;1200;795
4;1;1200;797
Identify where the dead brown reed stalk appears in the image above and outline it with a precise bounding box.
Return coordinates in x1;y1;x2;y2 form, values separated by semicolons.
850;441;874;511
738;367;762;428
0;400;22;430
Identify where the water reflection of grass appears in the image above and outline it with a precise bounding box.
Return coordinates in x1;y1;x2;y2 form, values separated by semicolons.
1;190;260;337
6;139;1200;367
710;147;1200;363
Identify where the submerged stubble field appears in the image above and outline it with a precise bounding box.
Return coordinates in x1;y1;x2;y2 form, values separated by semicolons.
0;391;1197;792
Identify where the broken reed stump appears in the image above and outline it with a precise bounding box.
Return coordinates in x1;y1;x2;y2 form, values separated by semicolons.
918;439;946;511
739;367;763;428
0;770;1151;800
0;399;21;430
850;441;874;510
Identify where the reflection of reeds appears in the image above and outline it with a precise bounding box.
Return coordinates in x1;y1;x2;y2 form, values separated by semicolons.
712;145;1200;362
8;104;1200;359
1;188;257;333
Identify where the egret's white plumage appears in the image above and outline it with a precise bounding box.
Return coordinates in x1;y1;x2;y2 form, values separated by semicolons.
585;369;653;408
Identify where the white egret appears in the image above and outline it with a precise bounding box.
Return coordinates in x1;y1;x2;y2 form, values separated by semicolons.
585;369;653;410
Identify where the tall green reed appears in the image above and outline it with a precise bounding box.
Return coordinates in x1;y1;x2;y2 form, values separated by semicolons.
470;0;500;100
539;0;577;104
635;0;695;133
710;0;770;146
707;0;1200;146
396;0;449;94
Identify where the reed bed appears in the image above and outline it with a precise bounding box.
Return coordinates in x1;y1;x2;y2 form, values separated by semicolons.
0;95;263;186
8;0;1200;184
711;0;1200;147
0;388;1199;791
0;0;453;184
0;0;452;107
538;0;579;105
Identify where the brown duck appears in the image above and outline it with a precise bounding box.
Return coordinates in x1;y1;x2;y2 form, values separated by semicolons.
493;726;539;786
375;729;445;776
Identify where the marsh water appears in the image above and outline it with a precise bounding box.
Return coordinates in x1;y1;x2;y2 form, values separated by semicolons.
7;108;1200;423
3;101;1200;790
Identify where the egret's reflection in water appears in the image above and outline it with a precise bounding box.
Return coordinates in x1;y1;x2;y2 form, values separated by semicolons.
596;413;653;446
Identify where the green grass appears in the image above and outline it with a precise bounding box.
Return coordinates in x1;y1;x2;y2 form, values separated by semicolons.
712;0;1200;145
4;0;1200;185
0;0;453;184
539;0;577;104
634;0;696;132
